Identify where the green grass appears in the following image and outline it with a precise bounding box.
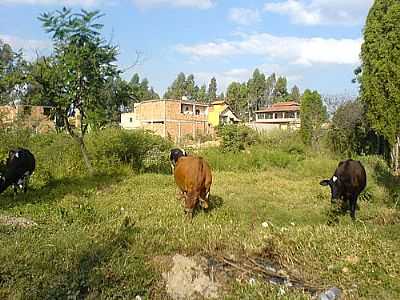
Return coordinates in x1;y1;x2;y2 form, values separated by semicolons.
0;146;399;299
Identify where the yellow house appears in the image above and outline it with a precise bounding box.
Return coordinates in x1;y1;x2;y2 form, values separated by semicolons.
208;100;240;127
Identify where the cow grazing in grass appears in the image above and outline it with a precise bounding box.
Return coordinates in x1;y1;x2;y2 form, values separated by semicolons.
170;148;212;218
0;148;36;195
320;159;366;220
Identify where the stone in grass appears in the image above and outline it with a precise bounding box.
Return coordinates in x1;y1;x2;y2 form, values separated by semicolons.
163;254;219;300
0;215;37;228
318;287;341;300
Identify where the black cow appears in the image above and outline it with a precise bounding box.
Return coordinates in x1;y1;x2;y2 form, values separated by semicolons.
0;148;36;195
320;159;367;220
170;148;187;171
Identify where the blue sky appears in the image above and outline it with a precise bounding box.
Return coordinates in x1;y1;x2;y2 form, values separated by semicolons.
0;0;374;96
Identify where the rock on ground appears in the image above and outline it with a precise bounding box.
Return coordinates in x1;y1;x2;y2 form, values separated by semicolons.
0;215;37;228
163;254;219;300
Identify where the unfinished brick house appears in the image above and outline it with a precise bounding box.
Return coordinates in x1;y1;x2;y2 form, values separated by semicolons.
0;105;55;133
121;99;213;142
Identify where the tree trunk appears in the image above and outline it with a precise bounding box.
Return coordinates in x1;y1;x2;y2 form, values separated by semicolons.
396;135;400;174
63;115;94;175
391;135;400;175
78;136;94;174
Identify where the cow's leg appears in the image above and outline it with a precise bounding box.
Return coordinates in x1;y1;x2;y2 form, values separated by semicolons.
350;195;357;221
176;189;185;202
199;188;210;209
184;190;199;220
13;184;18;196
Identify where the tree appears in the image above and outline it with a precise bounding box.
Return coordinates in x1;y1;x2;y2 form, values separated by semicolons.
164;72;186;99
360;0;400;171
226;82;248;119
207;77;217;103
263;73;276;107
185;74;196;100
300;89;327;146
273;76;288;102
247;69;266;114
290;85;301;102
197;84;207;103
37;8;119;173
0;41;28;105
128;73;158;102
328;101;367;156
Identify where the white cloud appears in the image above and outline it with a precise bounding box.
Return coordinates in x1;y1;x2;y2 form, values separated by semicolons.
264;0;374;26
0;34;51;59
132;0;215;10
0;0;102;5
228;8;261;26
176;32;362;66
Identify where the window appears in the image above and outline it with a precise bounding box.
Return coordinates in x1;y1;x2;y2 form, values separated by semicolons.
129;117;133;122
276;112;283;119
286;112;295;119
195;109;200;115
23;106;32;115
43;107;52;116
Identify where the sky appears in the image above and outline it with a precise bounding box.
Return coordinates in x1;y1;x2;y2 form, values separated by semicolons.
0;0;374;97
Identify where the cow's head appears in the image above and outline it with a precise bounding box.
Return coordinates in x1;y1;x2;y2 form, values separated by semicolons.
170;148;187;170
320;175;343;203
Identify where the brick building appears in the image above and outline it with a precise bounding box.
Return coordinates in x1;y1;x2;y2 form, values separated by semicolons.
252;101;301;131
0;105;55;133
121;99;214;142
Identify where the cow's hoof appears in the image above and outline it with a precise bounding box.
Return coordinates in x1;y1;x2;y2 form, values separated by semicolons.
184;208;193;220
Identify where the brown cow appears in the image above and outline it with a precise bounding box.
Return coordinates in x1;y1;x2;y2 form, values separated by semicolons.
170;149;212;218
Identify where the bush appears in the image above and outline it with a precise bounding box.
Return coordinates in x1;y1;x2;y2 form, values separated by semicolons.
0;127;173;189
86;128;172;173
217;124;258;153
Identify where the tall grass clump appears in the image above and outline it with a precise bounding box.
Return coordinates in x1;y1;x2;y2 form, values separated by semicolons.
199;129;308;172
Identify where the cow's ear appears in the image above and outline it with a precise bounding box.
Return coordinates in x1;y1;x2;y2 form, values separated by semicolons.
319;179;330;186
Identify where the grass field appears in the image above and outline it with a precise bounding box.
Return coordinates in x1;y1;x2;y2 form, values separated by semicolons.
0;138;400;299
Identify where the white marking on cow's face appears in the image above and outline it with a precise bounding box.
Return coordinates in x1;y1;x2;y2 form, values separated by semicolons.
332;176;338;183
15;152;19;158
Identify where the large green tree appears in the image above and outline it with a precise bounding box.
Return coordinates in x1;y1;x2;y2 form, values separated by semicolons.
273;76;288;103
164;72;186;99
207;77;217;103
0;41;28;105
37;8;119;173
300;90;327;146
290;85;301;102
360;0;400;171
226;81;248;119
247;69;266;114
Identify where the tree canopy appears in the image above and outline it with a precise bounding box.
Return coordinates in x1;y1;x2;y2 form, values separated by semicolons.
360;0;400;146
300;89;327;146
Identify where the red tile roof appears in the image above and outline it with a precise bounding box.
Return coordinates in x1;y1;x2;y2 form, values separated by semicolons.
255;101;300;113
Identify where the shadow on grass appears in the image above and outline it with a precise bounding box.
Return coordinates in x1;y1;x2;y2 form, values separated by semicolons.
374;162;400;207
206;195;224;212
0;171;125;210
35;218;150;299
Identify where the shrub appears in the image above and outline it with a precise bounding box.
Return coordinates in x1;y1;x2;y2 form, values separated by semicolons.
217;124;258;153
86;128;172;173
